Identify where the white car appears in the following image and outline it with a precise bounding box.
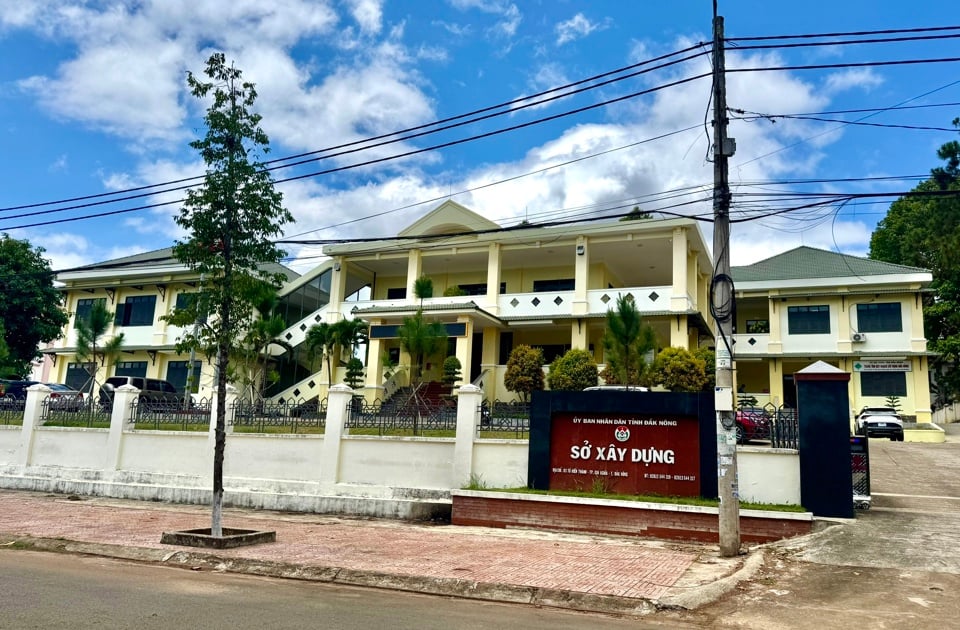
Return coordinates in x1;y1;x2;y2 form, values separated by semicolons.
855;406;904;441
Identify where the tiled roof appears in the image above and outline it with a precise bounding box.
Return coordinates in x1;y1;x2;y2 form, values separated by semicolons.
64;246;300;281
731;246;928;282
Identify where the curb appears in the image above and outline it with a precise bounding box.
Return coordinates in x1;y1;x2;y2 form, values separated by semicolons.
657;550;764;610
0;534;659;617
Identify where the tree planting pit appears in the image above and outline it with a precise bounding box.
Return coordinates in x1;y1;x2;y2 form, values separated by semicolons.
160;528;276;549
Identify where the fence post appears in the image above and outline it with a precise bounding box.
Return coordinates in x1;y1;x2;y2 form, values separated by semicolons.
105;385;138;470
320;384;352;491
453;384;482;488
17;384;50;468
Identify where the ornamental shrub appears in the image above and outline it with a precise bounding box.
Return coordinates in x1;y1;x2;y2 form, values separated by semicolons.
504;345;545;402
548;348;599;391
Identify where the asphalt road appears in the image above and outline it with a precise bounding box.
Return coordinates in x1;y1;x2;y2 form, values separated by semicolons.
661;427;960;629
0;551;689;630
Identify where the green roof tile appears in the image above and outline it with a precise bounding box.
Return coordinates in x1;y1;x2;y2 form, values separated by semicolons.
731;246;928;282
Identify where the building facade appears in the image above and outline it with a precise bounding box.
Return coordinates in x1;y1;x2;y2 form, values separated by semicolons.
44;203;934;425
731;246;933;422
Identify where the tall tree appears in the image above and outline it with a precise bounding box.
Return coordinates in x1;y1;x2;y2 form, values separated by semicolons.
870;119;960;404
601;294;657;388
167;53;293;537
397;310;447;388
0;235;69;377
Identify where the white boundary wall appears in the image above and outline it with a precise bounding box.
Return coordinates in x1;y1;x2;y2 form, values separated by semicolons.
0;384;801;517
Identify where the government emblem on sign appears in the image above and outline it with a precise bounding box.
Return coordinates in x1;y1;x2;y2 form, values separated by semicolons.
614;425;630;442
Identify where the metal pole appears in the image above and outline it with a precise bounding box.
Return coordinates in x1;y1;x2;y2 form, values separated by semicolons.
712;12;741;557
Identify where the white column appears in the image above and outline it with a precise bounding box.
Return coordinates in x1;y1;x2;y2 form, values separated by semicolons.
406;249;422;302
453;384;483;487
573;237;589;315
485;242;502;315
320;384;352;491
17;384;50;468
671;227;689;312
105;384;138;470
325;257;348;324
454;317;473;387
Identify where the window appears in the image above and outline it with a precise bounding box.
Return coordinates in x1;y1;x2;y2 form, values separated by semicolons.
74;298;106;329
857;303;902;333
114;361;147;378
457;282;507;296
167;361;201;393
498;332;514;365
66;362;96;393
745;319;769;334
175;292;196;310
115;295;156;326
386;287;407;299
534;344;570;363
787;305;830;334
860;371;907;397
532;279;575;293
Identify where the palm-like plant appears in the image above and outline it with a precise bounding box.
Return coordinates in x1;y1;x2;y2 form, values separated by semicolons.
397;310;447;388
75;300;125;396
305;322;336;386
602;294;656;388
240;285;292;400
333;318;368;364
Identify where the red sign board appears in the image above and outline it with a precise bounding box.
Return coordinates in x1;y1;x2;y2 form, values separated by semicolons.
549;412;701;496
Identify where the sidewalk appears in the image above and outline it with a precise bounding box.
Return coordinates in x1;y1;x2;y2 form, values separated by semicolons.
0;489;756;616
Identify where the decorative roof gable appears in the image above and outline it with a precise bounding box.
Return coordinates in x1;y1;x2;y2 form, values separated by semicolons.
397;199;501;237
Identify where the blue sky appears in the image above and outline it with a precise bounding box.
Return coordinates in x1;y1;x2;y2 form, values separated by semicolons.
1;1;958;274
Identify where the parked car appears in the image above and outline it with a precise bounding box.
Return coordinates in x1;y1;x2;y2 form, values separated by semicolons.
44;383;85;412
855;406;904;441
0;379;39;400
99;377;185;410
735;406;771;444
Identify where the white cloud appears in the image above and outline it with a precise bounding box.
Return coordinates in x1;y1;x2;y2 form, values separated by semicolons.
448;0;521;39
555;12;604;46
344;0;383;34
823;69;883;95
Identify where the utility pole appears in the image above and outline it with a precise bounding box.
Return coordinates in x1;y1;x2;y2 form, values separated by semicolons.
711;9;741;557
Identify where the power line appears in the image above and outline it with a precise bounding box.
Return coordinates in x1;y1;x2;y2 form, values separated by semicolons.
726;25;960;42
728;32;960;51
728;56;960;74
0;44;710;214
0;73;712;231
731;114;958;133
731;102;960;118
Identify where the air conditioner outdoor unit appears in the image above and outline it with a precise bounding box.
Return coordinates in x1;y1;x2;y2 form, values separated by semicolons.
852;332;867;343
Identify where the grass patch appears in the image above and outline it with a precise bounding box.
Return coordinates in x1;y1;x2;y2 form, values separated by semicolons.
233;425;325;435
476;486;806;513
476;431;529;439
347;428;456;438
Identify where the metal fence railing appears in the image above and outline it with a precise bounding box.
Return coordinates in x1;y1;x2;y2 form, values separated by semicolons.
40;396;111;428
477;400;530;439
736;403;799;449
134;398;212;431
346;397;457;436
230;398;327;434
0;395;25;425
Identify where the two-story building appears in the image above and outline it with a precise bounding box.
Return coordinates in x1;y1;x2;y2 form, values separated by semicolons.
44;201;934;426
45;248;298;398
731;246;933;422
265;200;714;404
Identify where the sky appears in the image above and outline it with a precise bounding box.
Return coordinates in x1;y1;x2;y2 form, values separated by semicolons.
1;0;958;275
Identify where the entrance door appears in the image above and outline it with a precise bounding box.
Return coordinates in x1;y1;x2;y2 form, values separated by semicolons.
470;333;483;382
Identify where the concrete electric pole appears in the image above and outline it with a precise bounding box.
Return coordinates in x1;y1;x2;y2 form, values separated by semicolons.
711;10;741;557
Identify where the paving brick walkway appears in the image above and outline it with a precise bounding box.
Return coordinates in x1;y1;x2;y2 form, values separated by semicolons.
0;490;701;600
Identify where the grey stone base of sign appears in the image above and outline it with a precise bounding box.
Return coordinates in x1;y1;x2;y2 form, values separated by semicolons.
160;527;276;549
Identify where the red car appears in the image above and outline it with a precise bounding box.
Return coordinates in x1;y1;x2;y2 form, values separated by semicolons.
735;407;771;444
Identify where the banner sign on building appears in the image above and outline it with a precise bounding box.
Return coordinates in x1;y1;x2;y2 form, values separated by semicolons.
853;360;911;372
528;390;717;499
549;412;701;496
